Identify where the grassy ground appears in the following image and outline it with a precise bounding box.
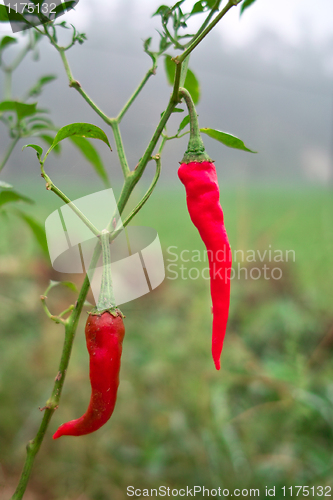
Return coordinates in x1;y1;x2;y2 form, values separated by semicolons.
0;184;333;499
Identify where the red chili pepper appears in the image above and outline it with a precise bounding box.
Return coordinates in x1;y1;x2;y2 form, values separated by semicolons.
178;161;231;370
53;310;125;438
178;88;232;370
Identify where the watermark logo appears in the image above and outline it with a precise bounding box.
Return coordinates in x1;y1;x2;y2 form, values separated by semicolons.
165;246;295;281
3;0;79;33
45;188;165;306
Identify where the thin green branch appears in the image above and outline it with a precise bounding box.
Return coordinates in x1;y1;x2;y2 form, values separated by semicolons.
117;67;156;123
188;0;222;46
177;0;242;63
41;24;112;127
58;49;112;126
41;171;101;237
0;136;19;173
40;294;66;325
163;23;185;50
58;304;75;318
113;154;162;235
109;120;130;177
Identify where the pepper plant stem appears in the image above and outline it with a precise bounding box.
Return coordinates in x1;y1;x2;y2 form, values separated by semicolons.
109;120;130;177
177;0;242;64
96;230;116;311
41;171;101;237
0;136;19;173
117;67;156;123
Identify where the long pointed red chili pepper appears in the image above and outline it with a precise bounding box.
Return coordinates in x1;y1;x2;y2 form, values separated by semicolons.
178;161;231;370
53;310;125;439
178;88;232;370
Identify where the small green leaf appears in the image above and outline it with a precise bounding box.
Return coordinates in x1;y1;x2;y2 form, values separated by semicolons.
23;144;43;160
172;108;184;113
28;123;50;131
143;37;152;51
0;190;34;208
164;54;175;86
184;68;200;104
56;20;70;29
0;5;9;22
0;36;17;50
206;0;220;7
0;5;31;24
54;1;76;13
13;209;48;256
27;74;57;97
152;5;170;17
45;123;111;159
0;101;38;120
200;128;257;153
178;115;190;133
0;180;13;189
69;136;110;187
190;1;205;15
26;116;54;126
240;0;257;16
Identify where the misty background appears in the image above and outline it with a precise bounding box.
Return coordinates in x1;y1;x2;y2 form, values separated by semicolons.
0;0;333;188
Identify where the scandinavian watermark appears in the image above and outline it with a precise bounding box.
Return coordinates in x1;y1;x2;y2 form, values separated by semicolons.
165;246;295;281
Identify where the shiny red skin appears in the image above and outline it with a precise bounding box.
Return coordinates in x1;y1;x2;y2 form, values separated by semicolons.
178;161;232;370
53;311;125;439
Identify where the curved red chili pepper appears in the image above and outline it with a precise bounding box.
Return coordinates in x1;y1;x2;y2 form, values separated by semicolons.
178;160;232;370
53;310;125;438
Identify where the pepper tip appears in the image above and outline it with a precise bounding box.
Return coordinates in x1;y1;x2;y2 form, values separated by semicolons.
214;359;221;370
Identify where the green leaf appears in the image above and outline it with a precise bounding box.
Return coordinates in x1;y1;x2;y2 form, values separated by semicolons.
0;190;34;208
13;209;48;256
0;180;13;189
44;123;111;159
200;128;257;153
28;123;50;132
0;5;31;24
69;136;110;187
22;144;43;160
152;5;170;17
240;0;257;15
184;68;200;104
52;1;77;18
144;37;152;51
164;55;200;104
206;0;220;7
172;108;184;113
0;36;17;50
25;116;55;127
190;1;205;15
178;115;190;133
27;74;57;97
0;101;38;120
164;54;175;86
0;5;9;22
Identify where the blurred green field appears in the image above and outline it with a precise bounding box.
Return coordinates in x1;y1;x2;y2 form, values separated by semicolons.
1;185;333;500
